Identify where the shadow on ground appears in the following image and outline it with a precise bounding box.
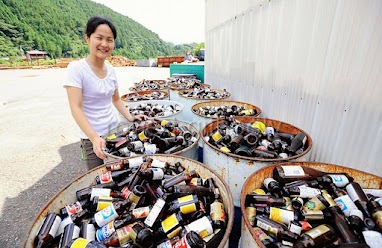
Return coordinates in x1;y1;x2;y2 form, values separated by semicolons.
0;142;88;247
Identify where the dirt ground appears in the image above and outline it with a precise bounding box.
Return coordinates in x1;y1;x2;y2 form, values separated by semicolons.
0;66;169;247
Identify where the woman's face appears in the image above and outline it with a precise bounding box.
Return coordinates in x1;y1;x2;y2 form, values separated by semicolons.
86;24;115;60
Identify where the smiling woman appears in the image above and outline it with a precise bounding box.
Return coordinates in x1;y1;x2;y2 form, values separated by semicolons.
63;16;148;170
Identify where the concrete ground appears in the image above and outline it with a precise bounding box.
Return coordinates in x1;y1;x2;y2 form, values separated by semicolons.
0;66;169;247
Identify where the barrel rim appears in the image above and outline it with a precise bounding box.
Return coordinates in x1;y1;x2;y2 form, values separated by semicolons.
191;100;262;119
104;120;201;160
121;90;169;102
178;88;231;100
201;117;313;162
169;83;211;91
239;161;382;248
24;154;234;248
126;100;184;118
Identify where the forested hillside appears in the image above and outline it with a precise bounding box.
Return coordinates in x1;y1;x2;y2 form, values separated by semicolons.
0;0;196;59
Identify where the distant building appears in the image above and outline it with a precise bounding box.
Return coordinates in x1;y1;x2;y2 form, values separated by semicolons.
26;50;49;61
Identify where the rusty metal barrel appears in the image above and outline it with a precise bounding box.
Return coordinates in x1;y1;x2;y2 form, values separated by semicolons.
24;154;234;248
121;90;169;104
169;83;210;102
202;116;312;207
104;120;200;162
177;89;231;122
239;161;382;248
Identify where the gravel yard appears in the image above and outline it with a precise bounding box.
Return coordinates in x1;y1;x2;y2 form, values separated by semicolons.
0;66;170;247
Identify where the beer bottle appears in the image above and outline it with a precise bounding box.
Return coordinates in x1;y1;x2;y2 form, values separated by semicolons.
142;168;165;181
317;174;353;188
282;180;319;192
326;204;360;243
252;227;278;248
80;220;95;241
288;133;307;154
272;165;352;185
169;185;213;200
255;215;299;242
210;188;226;229
58;209;90;237
76;187;121;201
59;199;90;218
285;186;321;199
229;134;243;151
155;212;185;239
293;224;337;248
330;183;358;217
256;206;298;225
95;169;131;184
67;238;107;248
245;194;287;207
246;202;257;227
249;147;278;159
91;198;131;228
166;194;200;215
162;170;198;190
173;231;205;248
263;178;283;198
182;216;214;238
59;223;80;248
90;196;115;212
346;182;372;218
367;200;382;230
34;213;62;248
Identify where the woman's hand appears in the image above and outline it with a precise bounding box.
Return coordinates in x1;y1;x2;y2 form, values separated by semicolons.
134;114;149;121
91;136;107;160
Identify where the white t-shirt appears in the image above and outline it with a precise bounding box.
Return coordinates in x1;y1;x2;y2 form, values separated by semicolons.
64;59;119;139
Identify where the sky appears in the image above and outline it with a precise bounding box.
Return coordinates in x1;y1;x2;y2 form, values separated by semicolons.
91;0;205;45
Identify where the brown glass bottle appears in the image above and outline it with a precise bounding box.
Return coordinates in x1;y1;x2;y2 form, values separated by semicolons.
245;194;286;207
368;200;382;230
162;170;198;189
59;223;80;248
34;213;62;248
293;224;337;248
252;227;278;248
91;199;131;228
76;187;121;201
255;215;299;242
346;182;372;218
166;194;200;215
67;238;107;248
173;230;205;248
210;188;227;229
155;212;185;239
60;199;90;218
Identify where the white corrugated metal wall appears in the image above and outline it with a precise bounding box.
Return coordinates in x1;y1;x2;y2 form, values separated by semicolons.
205;0;382;176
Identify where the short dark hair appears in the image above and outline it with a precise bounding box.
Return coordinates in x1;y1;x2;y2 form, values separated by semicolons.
85;16;117;39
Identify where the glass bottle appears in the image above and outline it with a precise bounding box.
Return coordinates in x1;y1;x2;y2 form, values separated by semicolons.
255;215;299;242
80;220;95;241
95;169;132;184
293;224;337;248
162;170;198;190
91;199;131;228
59;223;80;248
59;199;90;218
210;188;226;229
263;178;283;198
173;230;205;248
245;194;287;207
34;213;62;248
166;194;200;215
67;238;107;248
252;227;278;248
346;182;372;218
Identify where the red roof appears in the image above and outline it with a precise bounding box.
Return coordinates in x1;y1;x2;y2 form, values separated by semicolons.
27;50;48;55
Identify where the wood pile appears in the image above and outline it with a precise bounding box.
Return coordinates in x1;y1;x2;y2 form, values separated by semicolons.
107;56;136;67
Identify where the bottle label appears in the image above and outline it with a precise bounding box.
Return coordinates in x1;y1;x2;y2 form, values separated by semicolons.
161;213;180;233
334;195;358;217
69;238;90;248
138;131;148;141
57;216;73;237
321;190;337;207
189;178;201;186
96;221;115;241
328;174;349;187
297;186;321;198
363;230;382;248
109;163;124;171
173;235;191;248
364;189;382;198
178;195;197;214
96;196;113;211
94;204;119;227
304;197;327;211
65;202;83;216
48;215;61;237
132;206;150;219
185;216;213;238
211;201;226;222
212;131;223;142
376;198;382;207
269;207;294;225
128;192;141;210
116;225;132;246
83;223;96;241
245;206;256;226
90;188;111;201
289;222;302;235
263;178;276;190
128;157;143;168
157;240;173;248
252;188;266;195
305;225;330;239
115;137;127;148
345;184;360;202
99;171;113;184
152;168;164;180
144;198;166;227
256;219;278;236
121;186;131;200
281;166;304;176
107;134;117;140
253;227;269;242
349;209;364;220
152;159;167;168
301;209;324;220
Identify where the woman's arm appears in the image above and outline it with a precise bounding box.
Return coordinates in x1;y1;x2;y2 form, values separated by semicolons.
112;89;147;121
65;86;106;159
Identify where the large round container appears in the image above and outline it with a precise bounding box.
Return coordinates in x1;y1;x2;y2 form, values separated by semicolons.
121;90;169;104
126;100;184;120
178;89;231;123
191;100;262;132
169;83;210;102
104;120;200;162
239;161;382;248
24;154;234;248
202;116;312;207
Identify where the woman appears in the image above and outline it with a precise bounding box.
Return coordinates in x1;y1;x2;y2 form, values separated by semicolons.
64;16;146;169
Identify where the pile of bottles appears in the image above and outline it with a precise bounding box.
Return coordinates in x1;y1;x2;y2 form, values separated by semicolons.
180;88;230;99
170;81;207;90
129;80;167;91
204;118;308;159
128;102;182;118
34;157;227;248
245;165;382;248
123;91;167;101
105;119;198;157
193;104;258;118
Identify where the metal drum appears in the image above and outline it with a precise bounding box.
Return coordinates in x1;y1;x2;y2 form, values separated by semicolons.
169;83;210;102
121;90;169;104
24;154;234;248
239;161;382;248
202;116;313;207
126;100;184;120
177;89;231;123
104;120;200;161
